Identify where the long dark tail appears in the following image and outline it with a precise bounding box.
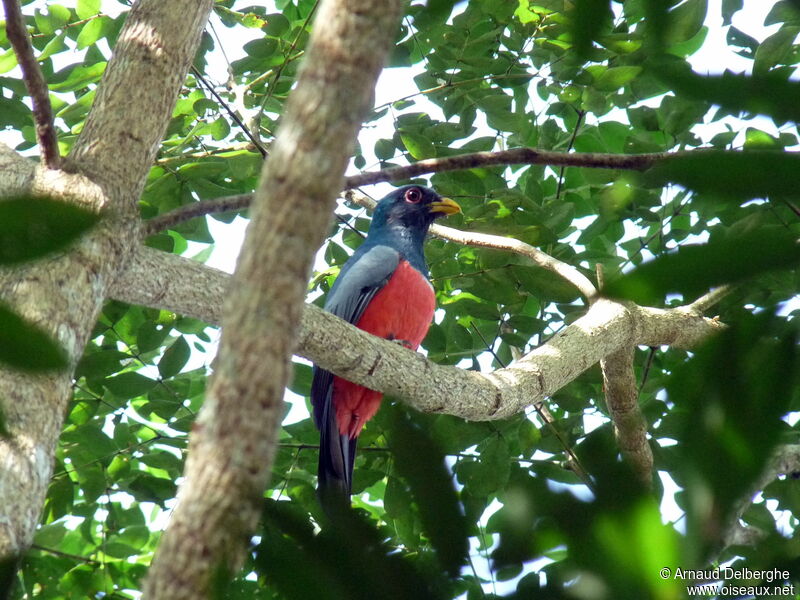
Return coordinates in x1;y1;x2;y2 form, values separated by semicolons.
318;403;357;500
312;367;356;501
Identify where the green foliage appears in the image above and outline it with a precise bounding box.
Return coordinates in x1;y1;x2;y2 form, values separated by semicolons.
604;229;800;305
4;0;800;598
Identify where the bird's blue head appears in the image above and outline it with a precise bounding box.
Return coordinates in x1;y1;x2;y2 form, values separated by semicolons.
364;185;460;274
369;185;460;239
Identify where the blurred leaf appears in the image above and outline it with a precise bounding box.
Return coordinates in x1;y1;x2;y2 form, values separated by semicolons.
594;66;642;91
671;312;797;555
49;62;107;92
754;26;800;74
400;131;435;159
570;0;613;60
645;150;800;199
0;303;67;371
665;0;708;45
656;66;800;124
604;229;800;305
389;412;469;576
0;196;100;265
76;17;104;49
259;499;444;600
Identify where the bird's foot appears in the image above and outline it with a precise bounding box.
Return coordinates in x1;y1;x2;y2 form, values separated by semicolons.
386;335;414;350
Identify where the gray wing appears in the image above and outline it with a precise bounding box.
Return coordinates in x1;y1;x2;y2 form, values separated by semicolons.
311;244;400;499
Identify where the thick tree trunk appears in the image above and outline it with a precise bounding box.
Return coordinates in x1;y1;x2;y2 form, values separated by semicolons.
0;0;212;583
142;1;405;597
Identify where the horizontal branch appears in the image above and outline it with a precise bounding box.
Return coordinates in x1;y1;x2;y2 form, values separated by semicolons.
344;147;668;188
110;247;723;422
140;194;251;237
140;146;674;236
2;0;60;168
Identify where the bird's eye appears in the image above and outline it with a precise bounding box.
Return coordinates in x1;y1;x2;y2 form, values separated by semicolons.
404;188;422;204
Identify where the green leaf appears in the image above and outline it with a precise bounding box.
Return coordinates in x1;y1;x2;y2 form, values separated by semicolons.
721;0;743;24
399;132;435;160
603;229;800;305
75;349;130;381
158;336;190;378
76;0;101;19
104;372;157;400
0;196;100;265
754;26;800;74
389;412;469;576
594;66;642;91
259;499;443;600
76;17;104;50
0;303;67;371
35;6;70;35
665;0;707;45
645;150;800;199
38;32;68;62
672;312;797;554
49;61;107;92
0;49;18;75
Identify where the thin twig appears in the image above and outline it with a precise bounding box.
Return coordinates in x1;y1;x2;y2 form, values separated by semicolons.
2;0;60;168
785;199;800;219
141;193;252;237
30;544;100;565
191;66;268;157
555;109;585;200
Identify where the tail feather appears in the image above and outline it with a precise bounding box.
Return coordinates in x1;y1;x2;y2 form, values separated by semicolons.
316;381;358;500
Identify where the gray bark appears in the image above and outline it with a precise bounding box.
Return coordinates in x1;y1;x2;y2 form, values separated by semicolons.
142;0;406;597
0;0;213;574
110;248;724;422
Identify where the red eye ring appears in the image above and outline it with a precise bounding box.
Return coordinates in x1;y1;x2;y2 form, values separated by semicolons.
404;187;422;204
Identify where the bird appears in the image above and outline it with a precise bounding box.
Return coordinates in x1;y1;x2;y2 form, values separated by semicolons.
311;185;460;500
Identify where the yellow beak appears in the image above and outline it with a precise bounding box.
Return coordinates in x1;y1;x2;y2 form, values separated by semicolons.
429;197;461;216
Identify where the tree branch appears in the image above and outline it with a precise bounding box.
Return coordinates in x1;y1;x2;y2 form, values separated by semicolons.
722;444;800;549
140;193;252;237
141;147;676;236
600;347;653;486
2;0;60;168
344;147;669;188
688;284;732;313
109;248;724;423
142;0;406;596
0;0;214;584
67;0;215;205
